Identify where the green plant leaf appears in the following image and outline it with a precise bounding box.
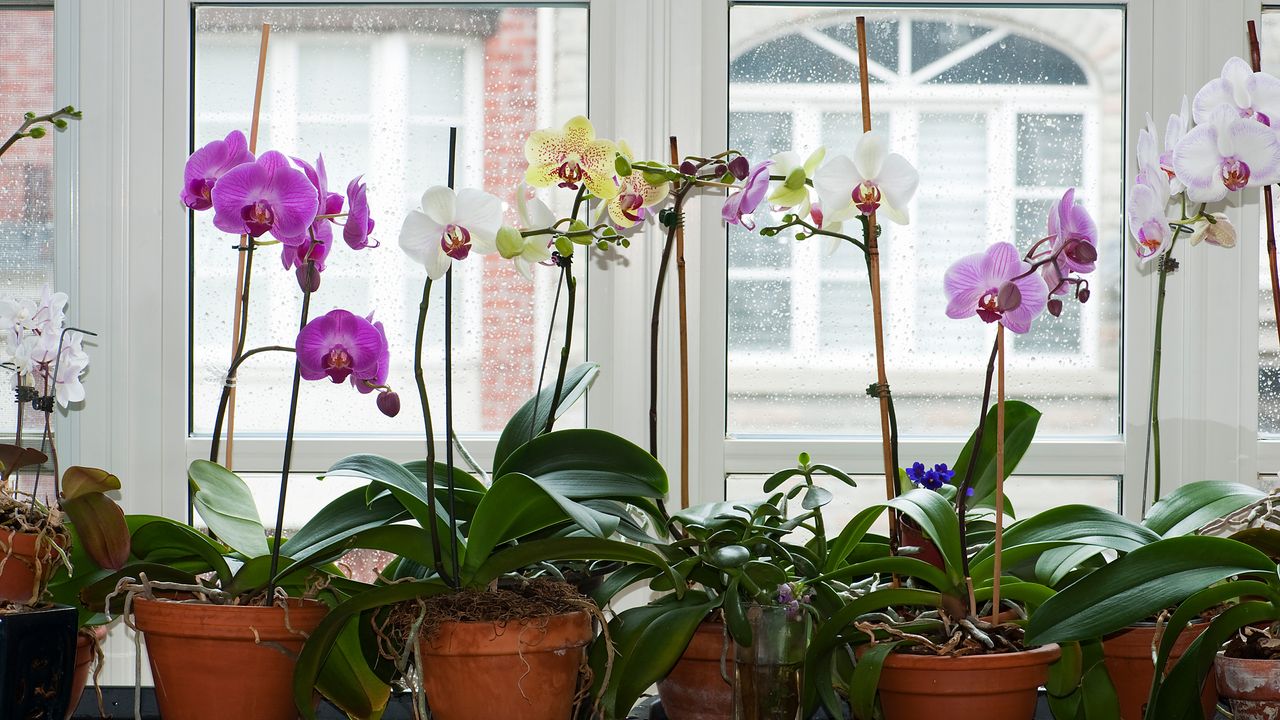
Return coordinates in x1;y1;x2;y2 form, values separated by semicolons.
814;556;951;595
493;362;599;469
590;593;716;718
589;563;660;607
824;505;887;572
470;537;673;588
850;640;902;720
807;587;941;662
61;489;129;570
274;525;443;584
810;463;857;489
316;619;391;720
281;487;409;559
968;505;1159;582
886;489;964;587
802;486;833;510
1035;545;1106;589
61;465;121;500
763;468;803;492
0;444;47;485
950;400;1040;509
722;578;751;646
295;580;452;720
1141;480;1264;537
710;545;750;569
1026;536;1275;646
495;428;668;500
187;460;269;558
129;515;231;585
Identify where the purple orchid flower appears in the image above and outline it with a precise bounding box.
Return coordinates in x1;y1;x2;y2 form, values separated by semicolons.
1044;188;1098;295
281;237;330;292
296;309;398;416
343;175;377;250
211;150;319;243
181;130;254;211
944;242;1049;334
722;160;773;230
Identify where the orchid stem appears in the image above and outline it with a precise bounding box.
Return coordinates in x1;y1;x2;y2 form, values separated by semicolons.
543;263;575;433
956;334;1001;618
207;344;296;463
443;267;461;591
265;265;313;604
414;278;448;584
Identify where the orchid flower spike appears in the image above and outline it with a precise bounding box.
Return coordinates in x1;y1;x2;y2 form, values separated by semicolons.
767;147;826;211
606;140;669;229
944;242;1049;334
1172;106;1280;203
1193;57;1280;127
524;115;620;200
814;130;919;225
399;186;503;280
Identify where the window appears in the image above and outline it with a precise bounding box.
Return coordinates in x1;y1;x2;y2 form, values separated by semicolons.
0;4;55;448
1260;10;1280;437
190;6;588;448
726;8;1123;440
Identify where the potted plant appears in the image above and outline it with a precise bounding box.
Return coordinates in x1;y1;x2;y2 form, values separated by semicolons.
589;454;858;720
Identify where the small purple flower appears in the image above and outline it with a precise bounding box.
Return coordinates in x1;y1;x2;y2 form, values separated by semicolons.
905;461;954;491
182;130;255;211
722;160;772;230
944;242;1049;334
1044;188;1098;294
212;151;319;243
343;175;377;250
776;582;812;620
296;309;386;385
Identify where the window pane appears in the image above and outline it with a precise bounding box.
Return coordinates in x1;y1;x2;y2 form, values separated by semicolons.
1260;12;1280;436
0;6;55;447
728;7;1123;437
191;6;588;442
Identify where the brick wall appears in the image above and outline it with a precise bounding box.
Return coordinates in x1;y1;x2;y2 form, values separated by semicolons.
0;9;55;227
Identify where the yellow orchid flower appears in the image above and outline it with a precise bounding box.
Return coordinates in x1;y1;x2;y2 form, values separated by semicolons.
524;115;620;200
605;140;670;228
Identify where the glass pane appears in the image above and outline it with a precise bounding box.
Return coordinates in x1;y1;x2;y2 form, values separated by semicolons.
728;6;1123;437
1260;12;1280;436
191;6;589;443
0;6;55;449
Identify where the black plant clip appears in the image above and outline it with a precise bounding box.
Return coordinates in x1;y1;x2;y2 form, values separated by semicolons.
1159;255;1180;274
13;385;38;405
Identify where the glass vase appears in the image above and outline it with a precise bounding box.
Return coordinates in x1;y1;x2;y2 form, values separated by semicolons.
732;604;811;720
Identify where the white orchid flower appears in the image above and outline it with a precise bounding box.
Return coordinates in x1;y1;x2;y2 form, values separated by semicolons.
494;185;556;280
399;186;503;280
1171;106;1280;203
814;130;919;225
1188;212;1237;248
1193;57;1280;127
767;147;825;211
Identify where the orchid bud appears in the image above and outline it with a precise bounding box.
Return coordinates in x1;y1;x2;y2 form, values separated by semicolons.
614;154;633;177
997;281;1022;311
554;236;574;257
710;163;727;178
1065;240;1098;264
296;264;322;293
642;171;669;186
679;160;697;176
27;127;45;139
1078;287;1091;304
728;156;750;180
495;225;524;259
377;390;401;418
1047;298;1064;317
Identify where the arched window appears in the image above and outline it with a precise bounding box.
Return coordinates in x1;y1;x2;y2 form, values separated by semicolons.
726;9;1123;440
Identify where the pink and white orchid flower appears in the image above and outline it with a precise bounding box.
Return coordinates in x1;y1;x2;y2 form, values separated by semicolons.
1127;181;1175;264
524;116;620;201
399;186;503;280
1158;97;1191;194
1193;57;1280;127
814;130;918;225
1171;106;1280;203
1188;212;1237;248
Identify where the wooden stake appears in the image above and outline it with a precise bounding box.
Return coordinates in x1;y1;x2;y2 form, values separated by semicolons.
224;23;271;470
855;17;900;544
670;137;691;509
992;325;1006;620
1249;22;1280;367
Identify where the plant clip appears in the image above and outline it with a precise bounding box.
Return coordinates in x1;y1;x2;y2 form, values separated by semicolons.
13;386;38;404
866;382;890;399
31;396;54;413
1158;255;1180;274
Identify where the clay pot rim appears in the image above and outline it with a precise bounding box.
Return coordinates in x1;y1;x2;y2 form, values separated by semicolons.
1216;650;1280;666
133;595;328;642
883;642;1061;669
426;608;591;629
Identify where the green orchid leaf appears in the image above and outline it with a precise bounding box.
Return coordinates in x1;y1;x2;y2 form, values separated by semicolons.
589;563;660;608
886;489;964;586
493;362;599;469
824;505;887;572
1027;536;1275;646
274;525;443;585
950;400;1040;509
295;580;453;720
188;460;269;558
1142;480;1264;537
968;505;1159;582
325;454;460;563
807;588;941;662
850;640;902;720
495;428;668;500
470;537;672;588
129;515;232;585
60;489;129;570
281;487;409;559
316;618;391;720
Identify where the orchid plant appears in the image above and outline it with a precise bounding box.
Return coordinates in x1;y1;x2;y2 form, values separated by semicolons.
1127;57;1280;507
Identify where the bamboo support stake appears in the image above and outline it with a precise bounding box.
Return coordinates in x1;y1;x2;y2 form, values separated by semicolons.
670;136;690;509
224;23;271;470
855;17;900;545
1250;22;1280;363
992;325;1006;620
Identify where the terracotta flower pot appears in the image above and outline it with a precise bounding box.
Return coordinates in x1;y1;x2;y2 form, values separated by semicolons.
0;530;60;604
1103;623;1216;719
133;597;328;720
897;521;945;571
64;626;108;720
417;610;593;720
1216;654;1280;719
657;620;734;720
875;644;1061;720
